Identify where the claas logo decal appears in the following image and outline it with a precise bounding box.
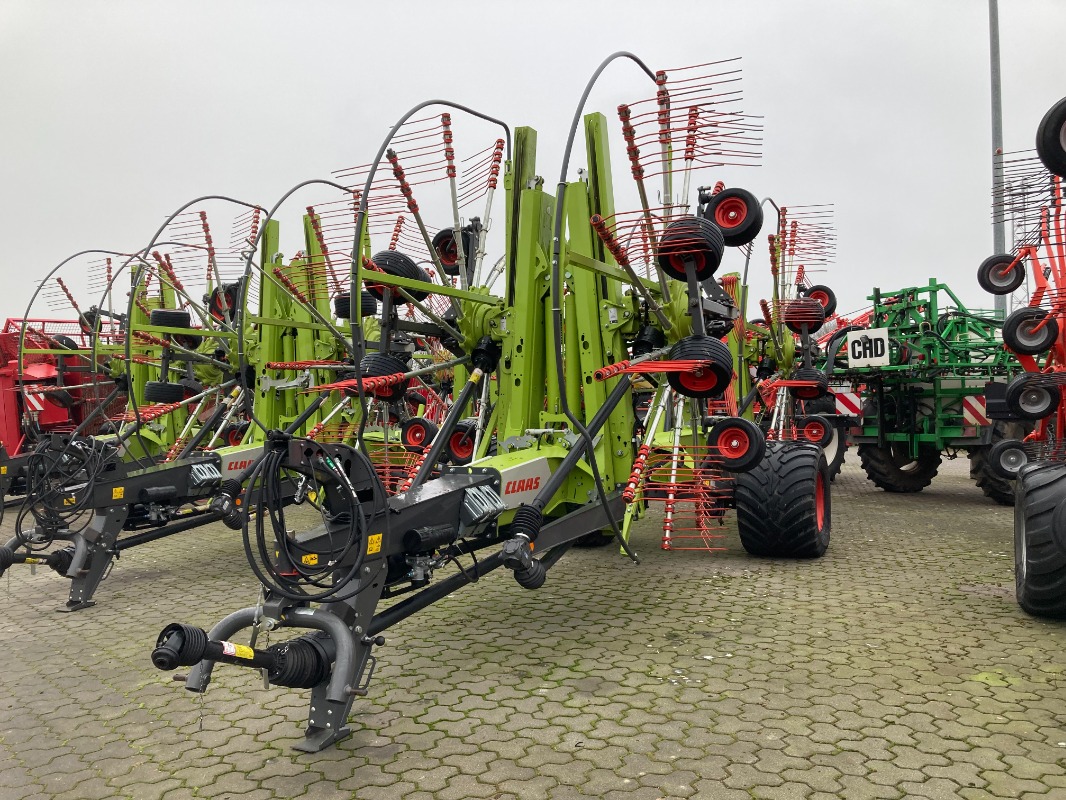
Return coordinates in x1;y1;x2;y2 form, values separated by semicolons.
504;477;541;495
226;459;255;472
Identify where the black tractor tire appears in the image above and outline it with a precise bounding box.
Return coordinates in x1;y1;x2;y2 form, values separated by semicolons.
702;187;763;248
802;284;838;317
367;250;431;302
734;441;830;558
1002;307;1059;356
1036;96;1066;178
359;352;409;402
969;421;1028;505
149;309;192;328
444;418;478;465
334;291;378;320
781;297;826;334
666;335;734;399
705;417;766;473
657;216;725;282
857;442;941;493
1005;373;1060;420
143;381;186;404
977;254;1025;295
400;417;439;452
1015;461;1066;618
789;367;829;400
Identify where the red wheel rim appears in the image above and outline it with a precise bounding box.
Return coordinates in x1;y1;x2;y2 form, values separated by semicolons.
717;426;750;460
678;367;719;393
404;423;427;446
796;387;819;399
450;431;474;459
803;421;826;443
437;239;458;266
713;197;748;229
228;429;243;447
668;251;706;274
808;290;830;309
815;471;826;530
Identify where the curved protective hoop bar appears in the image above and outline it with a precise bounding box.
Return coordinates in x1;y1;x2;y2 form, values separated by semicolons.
549;51;659;563
345;100;511;453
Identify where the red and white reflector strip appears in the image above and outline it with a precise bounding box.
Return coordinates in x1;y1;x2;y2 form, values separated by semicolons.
835;391;862;417
962;396;990;427
23;391;45;412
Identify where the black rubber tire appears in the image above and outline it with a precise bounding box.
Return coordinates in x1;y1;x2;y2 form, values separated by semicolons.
400;417;439;452
1015;461;1066;618
705;417;766;473
359;352;409;402
988;437;1030;481
857;443;941;493
657;216;725;281
802;285;838;318
367;251;431;302
432;227;473;277
969;421;1027;505
573;531;617;548
781;297;826;334
143;381;186;404
1036;96;1066;178
977;254;1025;295
52;334;80;351
1002;307;1058;356
666;335;734;399
702;188;763;248
798;396;846;481
789;367;829;400
734;441;830;558
796;414;834;447
444;418;478;465
149;309;192;328
1005;373;1060;420
208;284;241;321
334;291;378;320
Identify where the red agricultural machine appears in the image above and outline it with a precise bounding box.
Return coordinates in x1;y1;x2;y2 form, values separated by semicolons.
979;95;1066;617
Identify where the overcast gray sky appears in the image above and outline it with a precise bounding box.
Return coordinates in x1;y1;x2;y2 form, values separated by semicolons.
1;0;1064;323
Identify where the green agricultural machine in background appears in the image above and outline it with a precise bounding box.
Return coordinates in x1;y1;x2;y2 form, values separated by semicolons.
823;279;1023;503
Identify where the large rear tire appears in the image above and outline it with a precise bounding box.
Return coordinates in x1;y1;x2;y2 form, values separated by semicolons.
734;442;830;558
857;442;941;493
1015;462;1066;618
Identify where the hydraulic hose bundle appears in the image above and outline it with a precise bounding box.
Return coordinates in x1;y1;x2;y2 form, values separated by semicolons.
238;433;370;603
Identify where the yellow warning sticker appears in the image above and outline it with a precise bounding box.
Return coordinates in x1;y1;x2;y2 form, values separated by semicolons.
112;486;125;500
1;466;7;475
367;533;383;555
301;553;319;566
63;496;76;506
221;641;255;660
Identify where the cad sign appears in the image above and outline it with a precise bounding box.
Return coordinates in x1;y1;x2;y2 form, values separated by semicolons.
846;328;891;368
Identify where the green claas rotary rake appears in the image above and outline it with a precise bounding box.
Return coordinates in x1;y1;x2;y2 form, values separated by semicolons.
142;53;836;754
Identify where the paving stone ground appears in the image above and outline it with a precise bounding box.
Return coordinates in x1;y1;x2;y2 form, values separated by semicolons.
1;456;1065;799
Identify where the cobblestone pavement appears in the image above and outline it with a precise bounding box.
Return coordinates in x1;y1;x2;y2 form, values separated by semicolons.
1;456;1065;799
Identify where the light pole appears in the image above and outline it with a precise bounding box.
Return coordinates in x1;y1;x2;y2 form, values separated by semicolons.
989;0;1007;315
